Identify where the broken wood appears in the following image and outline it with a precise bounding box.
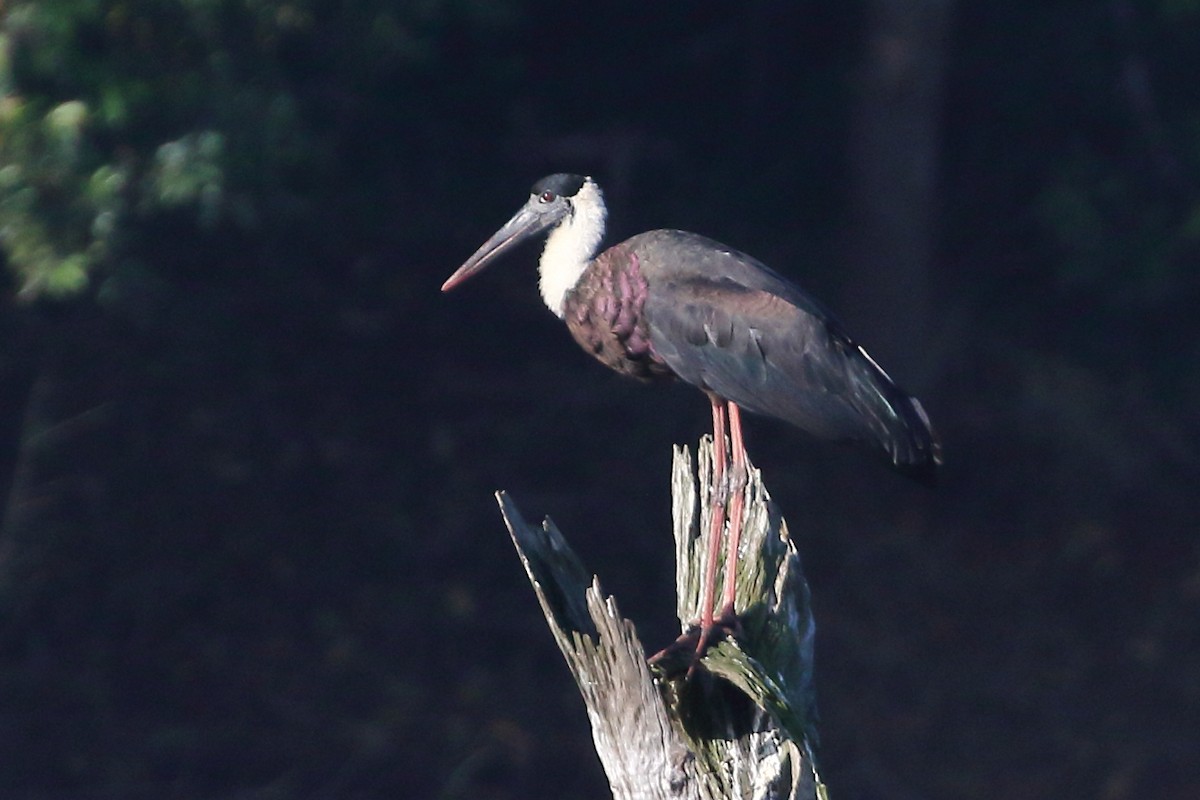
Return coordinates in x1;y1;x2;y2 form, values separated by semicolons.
497;438;827;800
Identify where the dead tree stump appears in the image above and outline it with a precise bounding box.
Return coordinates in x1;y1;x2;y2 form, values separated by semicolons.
497;439;827;800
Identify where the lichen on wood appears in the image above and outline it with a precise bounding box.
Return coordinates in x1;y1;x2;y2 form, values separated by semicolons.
497;438;827;800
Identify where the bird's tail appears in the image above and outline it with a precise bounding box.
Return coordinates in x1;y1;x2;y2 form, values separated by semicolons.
888;394;942;487
848;341;942;486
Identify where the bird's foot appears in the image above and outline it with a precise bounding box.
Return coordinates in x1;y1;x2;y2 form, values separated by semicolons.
648;606;743;679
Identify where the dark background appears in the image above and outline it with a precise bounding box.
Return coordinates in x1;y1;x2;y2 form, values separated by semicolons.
1;1;1197;798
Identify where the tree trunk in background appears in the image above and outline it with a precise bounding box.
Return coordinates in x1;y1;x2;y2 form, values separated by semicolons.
845;0;952;387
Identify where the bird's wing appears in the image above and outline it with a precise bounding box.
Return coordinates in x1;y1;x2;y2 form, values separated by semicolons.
628;230;836;319
643;273;939;480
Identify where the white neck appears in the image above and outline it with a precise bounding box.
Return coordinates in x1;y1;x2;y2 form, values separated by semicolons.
538;178;607;317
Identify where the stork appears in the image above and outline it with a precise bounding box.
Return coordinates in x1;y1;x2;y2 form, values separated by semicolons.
442;174;941;663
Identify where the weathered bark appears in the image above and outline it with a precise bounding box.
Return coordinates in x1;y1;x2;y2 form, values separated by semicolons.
497;439;825;800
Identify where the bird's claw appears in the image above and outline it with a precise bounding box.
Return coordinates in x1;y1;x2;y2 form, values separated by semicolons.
648;607;743;679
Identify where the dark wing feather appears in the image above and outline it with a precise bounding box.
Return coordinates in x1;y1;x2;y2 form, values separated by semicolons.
634;231;940;482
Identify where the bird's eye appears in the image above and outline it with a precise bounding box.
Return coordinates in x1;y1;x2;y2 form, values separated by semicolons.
539;190;556;203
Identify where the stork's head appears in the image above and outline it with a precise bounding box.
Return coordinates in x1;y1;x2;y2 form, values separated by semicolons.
442;174;607;317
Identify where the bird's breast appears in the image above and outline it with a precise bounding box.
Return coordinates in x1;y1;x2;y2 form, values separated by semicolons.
562;247;673;382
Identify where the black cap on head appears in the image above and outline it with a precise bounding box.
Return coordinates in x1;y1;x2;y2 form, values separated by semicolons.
531;173;587;198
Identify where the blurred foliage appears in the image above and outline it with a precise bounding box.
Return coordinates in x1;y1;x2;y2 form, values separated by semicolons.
1029;2;1200;305
0;0;515;300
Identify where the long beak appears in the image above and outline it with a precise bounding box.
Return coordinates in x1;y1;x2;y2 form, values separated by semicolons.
441;201;565;292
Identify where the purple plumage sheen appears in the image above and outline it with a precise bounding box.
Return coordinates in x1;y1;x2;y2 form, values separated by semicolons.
562;245;671;381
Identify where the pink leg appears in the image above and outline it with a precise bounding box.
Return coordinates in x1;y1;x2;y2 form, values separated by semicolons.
648;395;743;676
721;402;748;618
698;396;728;635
